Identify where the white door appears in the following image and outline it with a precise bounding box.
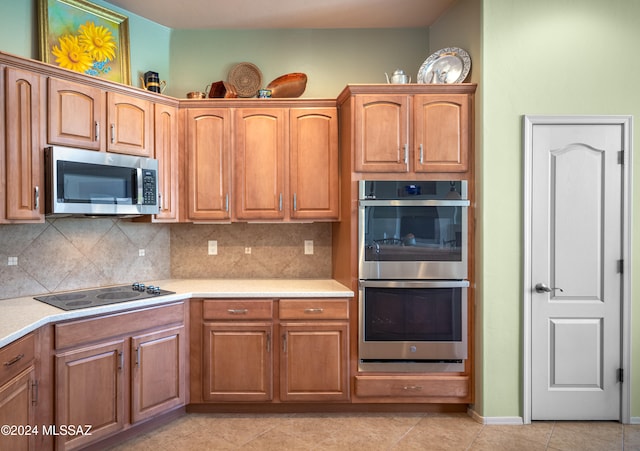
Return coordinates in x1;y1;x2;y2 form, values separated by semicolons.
527;118;628;420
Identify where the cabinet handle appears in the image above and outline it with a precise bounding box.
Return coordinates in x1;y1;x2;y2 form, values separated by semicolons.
34;186;39;211
402;385;423;391
278;193;283;211
3;353;24;367
303;308;324;314
227;308;248;315
266;333;271;353
158;192;163;210
225;193;229;212
118;351;124;370
419;144;424;164
110;124;115;143
404;144;408;165
94;121;99;141
282;334;287;353
293;193;297;211
31;380;38;406
135;347;140;366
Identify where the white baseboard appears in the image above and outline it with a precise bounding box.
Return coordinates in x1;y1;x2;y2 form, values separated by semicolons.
467;408;524;425
631;417;640;425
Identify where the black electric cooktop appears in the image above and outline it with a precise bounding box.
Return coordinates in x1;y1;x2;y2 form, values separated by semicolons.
34;283;175;311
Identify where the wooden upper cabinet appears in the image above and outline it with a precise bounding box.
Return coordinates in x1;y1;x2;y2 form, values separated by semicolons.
48;77;104;151
289;108;339;220
185;108;231;221
3;67;44;222
107;92;153;156
413;94;470;173
48;77;154;156
343;85;475;175
154;103;179;222
354;95;410;172
234;108;286;220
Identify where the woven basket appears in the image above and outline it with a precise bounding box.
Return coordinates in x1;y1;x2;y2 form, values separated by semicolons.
228;62;263;98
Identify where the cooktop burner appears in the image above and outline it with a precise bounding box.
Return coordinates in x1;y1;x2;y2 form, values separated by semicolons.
34;283;175;311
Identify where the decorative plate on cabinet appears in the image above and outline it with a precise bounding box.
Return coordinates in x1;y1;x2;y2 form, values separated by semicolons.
417;47;471;84
228;62;263;97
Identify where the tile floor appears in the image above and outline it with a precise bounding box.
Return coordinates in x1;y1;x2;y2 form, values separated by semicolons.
108;412;640;450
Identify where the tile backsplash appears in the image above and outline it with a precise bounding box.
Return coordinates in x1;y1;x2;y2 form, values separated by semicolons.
170;222;331;279
0;218;171;300
0;219;332;300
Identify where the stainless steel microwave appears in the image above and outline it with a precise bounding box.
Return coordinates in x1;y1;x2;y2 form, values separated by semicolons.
44;146;159;217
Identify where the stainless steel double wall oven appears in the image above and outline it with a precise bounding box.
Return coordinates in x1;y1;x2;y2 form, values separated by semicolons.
358;180;469;372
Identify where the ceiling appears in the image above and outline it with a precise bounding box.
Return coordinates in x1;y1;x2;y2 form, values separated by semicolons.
104;0;457;29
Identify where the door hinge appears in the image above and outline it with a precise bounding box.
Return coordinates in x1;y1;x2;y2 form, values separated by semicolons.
617;368;624;383
618;259;624;274
618;150;624;164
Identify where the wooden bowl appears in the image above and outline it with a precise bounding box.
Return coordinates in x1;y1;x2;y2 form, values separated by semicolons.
266;73;307;98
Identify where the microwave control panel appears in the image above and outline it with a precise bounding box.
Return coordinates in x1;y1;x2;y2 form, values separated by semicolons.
142;170;157;205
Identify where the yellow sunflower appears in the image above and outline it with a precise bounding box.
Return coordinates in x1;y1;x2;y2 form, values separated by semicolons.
78;21;117;62
51;34;93;73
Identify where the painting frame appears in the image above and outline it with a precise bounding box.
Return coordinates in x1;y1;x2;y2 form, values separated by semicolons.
38;0;131;85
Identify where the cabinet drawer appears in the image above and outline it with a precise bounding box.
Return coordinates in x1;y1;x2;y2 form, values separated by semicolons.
355;375;469;399
55;302;185;349
279;299;349;320
203;300;273;320
0;333;35;386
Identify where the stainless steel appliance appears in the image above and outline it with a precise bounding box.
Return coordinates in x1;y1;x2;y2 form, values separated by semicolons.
359;180;469;280
358;180;469;372
44;146;159;217
34;283;174;311
358;280;467;372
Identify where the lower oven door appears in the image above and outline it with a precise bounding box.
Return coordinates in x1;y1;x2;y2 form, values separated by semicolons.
359;280;468;372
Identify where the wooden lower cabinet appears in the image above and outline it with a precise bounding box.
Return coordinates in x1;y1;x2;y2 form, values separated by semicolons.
0;333;37;451
203;322;273;402
354;375;471;403
192;298;350;404
280;322;349;402
55;340;126;450
54;303;186;450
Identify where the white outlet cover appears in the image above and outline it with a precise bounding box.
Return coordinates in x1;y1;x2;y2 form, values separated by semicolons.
304;240;314;255
139;249;145;257
208;240;218;255
245;247;251;254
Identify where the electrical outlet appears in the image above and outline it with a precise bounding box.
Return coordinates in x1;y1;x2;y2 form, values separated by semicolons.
7;257;18;266
245;247;252;254
208;240;218;255
138;249;145;257
304;240;314;255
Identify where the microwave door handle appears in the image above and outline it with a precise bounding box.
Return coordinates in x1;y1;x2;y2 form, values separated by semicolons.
136;168;143;204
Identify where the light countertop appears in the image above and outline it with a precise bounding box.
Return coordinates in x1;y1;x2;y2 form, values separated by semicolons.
0;279;354;348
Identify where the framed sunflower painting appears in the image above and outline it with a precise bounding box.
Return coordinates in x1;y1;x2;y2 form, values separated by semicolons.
38;0;130;84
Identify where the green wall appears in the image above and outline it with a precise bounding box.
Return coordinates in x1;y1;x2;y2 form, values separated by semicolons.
168;28;429;98
481;0;640;419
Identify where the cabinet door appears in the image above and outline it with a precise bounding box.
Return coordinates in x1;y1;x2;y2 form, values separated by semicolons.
280;322;349;401
55;340;125;450
48;77;104;151
290;108;339;220
202;322;272;402
131;326;185;423
0;367;36;451
354;95;410;172
186;108;231;221
4;68;43;222
234;108;286;220
154;103;179;222
413;94;470;173
106;92;154;156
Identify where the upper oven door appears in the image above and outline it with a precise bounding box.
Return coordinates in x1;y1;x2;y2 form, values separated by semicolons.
358;181;469;280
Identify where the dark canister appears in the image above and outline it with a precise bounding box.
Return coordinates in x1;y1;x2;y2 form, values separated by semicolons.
143;71;161;93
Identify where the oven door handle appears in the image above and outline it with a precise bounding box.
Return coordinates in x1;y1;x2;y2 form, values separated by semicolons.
359;280;469;289
359;199;469;207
